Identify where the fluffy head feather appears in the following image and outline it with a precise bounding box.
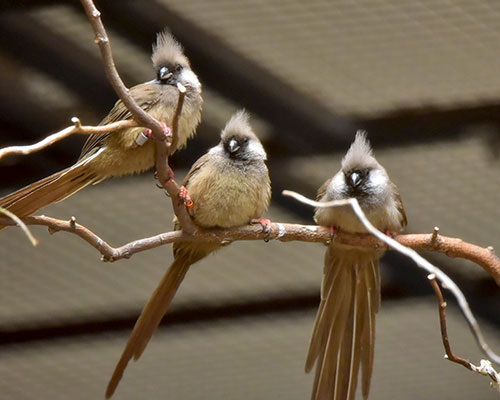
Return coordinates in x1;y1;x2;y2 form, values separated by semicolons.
341;130;378;172
151;31;189;70
221;110;254;140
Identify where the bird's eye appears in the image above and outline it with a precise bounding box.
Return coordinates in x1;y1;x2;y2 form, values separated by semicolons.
174;64;182;73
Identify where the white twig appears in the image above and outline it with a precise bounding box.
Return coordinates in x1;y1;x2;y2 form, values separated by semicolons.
0;207;38;246
282;190;500;365
472;360;500;393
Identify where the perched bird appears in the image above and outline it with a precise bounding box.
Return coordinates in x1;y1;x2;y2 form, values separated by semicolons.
105;110;272;398
306;131;407;400
0;31;202;225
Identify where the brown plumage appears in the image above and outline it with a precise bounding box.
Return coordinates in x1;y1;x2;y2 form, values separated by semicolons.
105;110;271;398
306;131;406;400
0;32;202;226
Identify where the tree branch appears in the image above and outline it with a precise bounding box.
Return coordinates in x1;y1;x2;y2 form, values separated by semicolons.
0;118;137;161
80;0;163;140
428;274;500;392
1;214;499;284
0;207;38;246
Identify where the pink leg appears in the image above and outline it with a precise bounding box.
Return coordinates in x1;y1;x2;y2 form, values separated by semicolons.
328;225;336;241
251;218;272;234
385;230;397;238
179;186;193;209
143;121;172;139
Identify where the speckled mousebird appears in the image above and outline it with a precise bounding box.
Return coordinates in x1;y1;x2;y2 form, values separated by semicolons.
0;31;202;226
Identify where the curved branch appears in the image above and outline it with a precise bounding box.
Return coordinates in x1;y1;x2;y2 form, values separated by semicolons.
282;189;500;365
0;207;38;246
0;118;137;161
428;275;500;391
1;215;499;284
80;0;163;139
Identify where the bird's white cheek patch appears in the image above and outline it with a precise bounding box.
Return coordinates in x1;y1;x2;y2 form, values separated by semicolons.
247;140;267;160
328;173;345;195
368;170;389;196
180;69;201;90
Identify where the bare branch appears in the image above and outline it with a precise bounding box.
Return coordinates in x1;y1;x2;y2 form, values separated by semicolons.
0;215;329;262
282;189;500;365
428;274;475;369
153;83;197;235
1;213;499;284
428;274;500;392
0;118;137;161
79;0;163;140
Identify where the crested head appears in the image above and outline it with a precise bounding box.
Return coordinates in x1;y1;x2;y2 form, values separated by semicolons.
221;110;255;140
326;129;390;208
151;31;189;70
219;110;266;161
341;130;379;172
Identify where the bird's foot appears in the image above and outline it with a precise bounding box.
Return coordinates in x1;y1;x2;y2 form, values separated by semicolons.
385;230;397;238
251;218;272;241
325;225;336;244
179;186;194;209
142;122;172;139
154;169;175;192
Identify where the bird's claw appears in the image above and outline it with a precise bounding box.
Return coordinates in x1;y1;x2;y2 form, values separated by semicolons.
325;225;336;245
251;218;272;242
142;122;172;139
385;230;397;238
179;186;194;209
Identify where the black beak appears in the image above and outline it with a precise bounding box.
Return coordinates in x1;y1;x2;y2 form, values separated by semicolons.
159;66;173;81
349;171;362;188
228;138;240;154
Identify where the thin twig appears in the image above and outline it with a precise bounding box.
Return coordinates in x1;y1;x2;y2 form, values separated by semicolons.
282;189;500;365
153;83;196;234
428;274;500;392
428;274;473;369
170;83;186;155
79;0;163;139
0;208;38;246
0;118;137;161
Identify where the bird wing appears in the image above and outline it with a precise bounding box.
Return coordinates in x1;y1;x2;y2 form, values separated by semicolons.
79;83;160;159
391;181;408;228
316;177;332;201
181;152;211;186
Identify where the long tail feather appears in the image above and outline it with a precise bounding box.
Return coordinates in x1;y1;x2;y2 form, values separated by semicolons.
305;252;344;372
306;248;380;400
105;252;193;399
0;152;103;227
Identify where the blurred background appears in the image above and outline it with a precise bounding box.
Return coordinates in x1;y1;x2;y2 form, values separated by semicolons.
1;1;499;399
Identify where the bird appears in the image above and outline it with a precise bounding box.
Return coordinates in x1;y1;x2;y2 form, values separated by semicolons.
105;110;272;398
0;31;202;226
305;131;407;400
